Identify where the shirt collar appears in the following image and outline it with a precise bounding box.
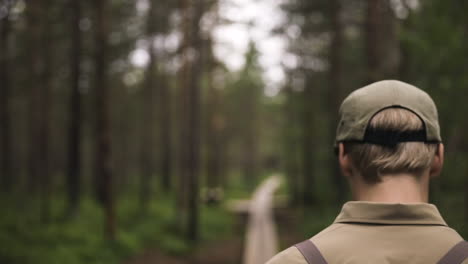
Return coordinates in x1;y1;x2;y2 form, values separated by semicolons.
334;201;447;226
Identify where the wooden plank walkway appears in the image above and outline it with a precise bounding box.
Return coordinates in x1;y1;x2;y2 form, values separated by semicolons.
242;175;282;264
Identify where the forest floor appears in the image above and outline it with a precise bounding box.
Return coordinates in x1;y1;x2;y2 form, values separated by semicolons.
125;176;303;264
124;208;302;264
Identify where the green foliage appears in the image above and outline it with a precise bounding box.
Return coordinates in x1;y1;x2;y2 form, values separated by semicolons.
0;193;234;264
401;0;468;129
300;205;341;237
399;2;468;238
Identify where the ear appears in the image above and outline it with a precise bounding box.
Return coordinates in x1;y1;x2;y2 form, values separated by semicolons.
338;143;353;178
430;143;444;178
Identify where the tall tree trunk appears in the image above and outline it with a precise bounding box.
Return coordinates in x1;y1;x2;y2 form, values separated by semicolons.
66;0;82;217
465;16;468;224
399;9;413;82
176;0;190;233
284;83;300;205
157;0;172;191
205;39;225;202
206;90;221;191
26;1;52;221
159;68;172;190
185;0;204;242
465;141;468;222
38;0;53;223
27;0;41;193
241;43;260;190
206;108;224;191
94;0;115;240
329;0;346;203
302;74;315;206
365;0;399;82
0;4;12;192
139;0;157;212
366;0;379;82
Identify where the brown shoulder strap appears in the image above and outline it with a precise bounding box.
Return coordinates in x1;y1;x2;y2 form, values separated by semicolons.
294;239;467;264
294;240;328;264
437;241;468;264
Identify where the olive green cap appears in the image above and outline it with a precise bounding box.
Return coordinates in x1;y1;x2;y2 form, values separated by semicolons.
335;80;442;145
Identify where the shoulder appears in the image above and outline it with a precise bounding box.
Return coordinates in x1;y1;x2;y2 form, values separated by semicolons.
266;224;343;264
266;246;306;264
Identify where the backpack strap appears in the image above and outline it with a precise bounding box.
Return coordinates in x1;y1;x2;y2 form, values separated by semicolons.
437;241;468;264
294;240;328;264
294;239;467;264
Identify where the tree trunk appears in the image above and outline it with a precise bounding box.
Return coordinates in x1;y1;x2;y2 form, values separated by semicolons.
94;0;115;240
241;44;260;190
176;0;189;233
38;0;53;223
66;0;82;218
205;39;225;203
365;0;399;82
329;0;346;203
399;10;413;82
302;74;315;206
26;0;52;221
0;4;12;192
152;0;173;192
159;68;172;190
26;0;42;194
284;83;300;205
206;92;222;191
185;0;204;242
139;0;157;212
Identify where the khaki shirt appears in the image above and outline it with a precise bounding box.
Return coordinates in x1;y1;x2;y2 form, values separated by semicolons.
267;202;466;264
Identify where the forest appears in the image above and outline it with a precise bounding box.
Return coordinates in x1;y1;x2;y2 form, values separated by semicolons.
0;0;467;263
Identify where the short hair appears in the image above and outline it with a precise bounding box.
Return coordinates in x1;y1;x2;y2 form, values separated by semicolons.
344;108;438;184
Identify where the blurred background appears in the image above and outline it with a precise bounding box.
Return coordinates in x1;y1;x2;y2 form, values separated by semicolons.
0;0;467;263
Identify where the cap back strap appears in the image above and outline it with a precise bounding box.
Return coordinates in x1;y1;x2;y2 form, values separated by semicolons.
363;128;428;147
294;240;328;264
437;241;468;264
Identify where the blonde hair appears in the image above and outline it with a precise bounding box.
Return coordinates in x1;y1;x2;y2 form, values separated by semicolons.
345;108;438;183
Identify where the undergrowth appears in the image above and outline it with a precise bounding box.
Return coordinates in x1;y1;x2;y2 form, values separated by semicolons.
0;193;234;264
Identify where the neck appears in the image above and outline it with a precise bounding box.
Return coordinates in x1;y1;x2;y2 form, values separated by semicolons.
351;172;430;203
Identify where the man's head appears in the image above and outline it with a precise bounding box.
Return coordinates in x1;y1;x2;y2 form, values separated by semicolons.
335;80;444;188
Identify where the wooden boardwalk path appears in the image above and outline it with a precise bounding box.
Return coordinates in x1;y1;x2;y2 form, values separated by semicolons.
242;175;282;264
